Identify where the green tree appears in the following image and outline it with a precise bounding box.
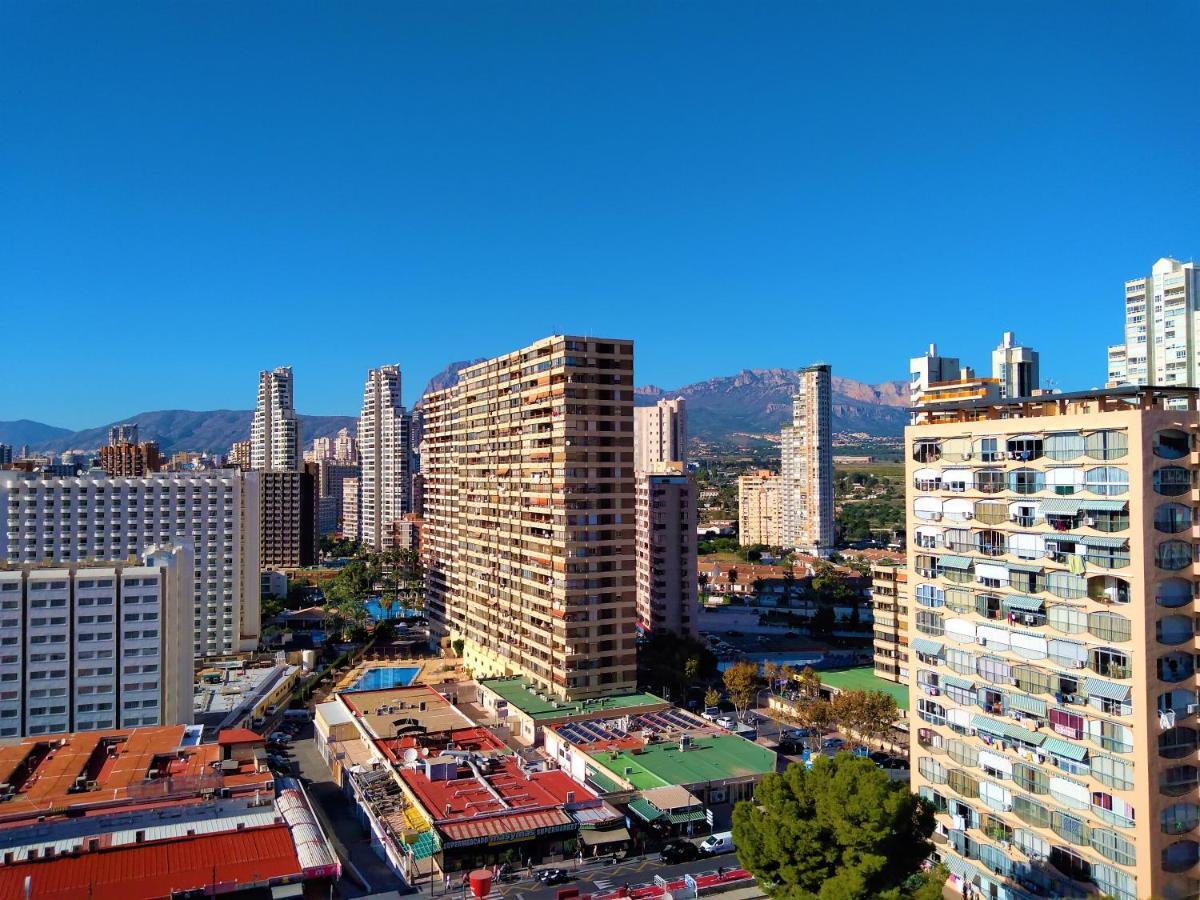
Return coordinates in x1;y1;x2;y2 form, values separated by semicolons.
791;698;834;750
732;755;935;900
810;605;836;639
722;660;760;719
704;687;721;710
451;638;465;659
831;689;899;749
684;657;701;685
795;666;821;700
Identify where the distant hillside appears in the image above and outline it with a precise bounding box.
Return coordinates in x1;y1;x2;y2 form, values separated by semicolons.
635;369;909;441
419;358;487;399
0;419;73;449
2;410;357;457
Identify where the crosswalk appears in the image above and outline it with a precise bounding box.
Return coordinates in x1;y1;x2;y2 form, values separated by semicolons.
591;879;616;892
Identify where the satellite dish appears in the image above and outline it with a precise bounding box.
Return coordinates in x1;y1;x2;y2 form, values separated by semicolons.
403;748;419;764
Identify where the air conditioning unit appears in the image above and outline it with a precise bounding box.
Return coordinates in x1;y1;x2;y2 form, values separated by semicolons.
1187;704;1199;715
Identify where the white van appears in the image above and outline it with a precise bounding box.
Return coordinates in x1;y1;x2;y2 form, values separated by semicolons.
699;832;734;855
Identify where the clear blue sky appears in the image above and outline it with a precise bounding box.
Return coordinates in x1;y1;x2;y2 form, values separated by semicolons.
3;2;1198;427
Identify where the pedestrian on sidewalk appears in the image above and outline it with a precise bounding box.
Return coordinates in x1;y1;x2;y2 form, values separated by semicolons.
576;849;583;869
444;873;452;894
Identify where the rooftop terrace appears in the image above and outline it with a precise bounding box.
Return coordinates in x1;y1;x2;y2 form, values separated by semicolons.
588;734;775;791
341;683;473;739
818;666;910;711
480;678;666;721
913;384;1200;424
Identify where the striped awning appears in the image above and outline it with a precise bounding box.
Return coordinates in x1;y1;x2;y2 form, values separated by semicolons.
938;555;973;570
1005;693;1047;716
626;798;664;822
973;714;1045;746
1080;535;1128;549
911;638;944;657
1039;498;1082;515
1084;678;1131;701
1041;736;1089;762
1002;595;1044;612
439;809;575;847
1006;563;1043;575
972;714;1007;737
1003;721;1047;746
941;675;975;692
1079;500;1127;512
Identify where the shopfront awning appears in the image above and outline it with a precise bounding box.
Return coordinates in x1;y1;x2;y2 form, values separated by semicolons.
579;827;632;846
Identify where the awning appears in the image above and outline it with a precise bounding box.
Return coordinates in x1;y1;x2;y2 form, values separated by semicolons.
1004;693;1047;716
439;809;575;847
1006;563;1043;575
973;714;1045;746
972;714;1007;737
1002;595;1044;612
579;827;632;846
974;563;1009;581
627;798;664;822
1079;535;1128;549
1040;736;1088;761
941;675;975;692
910;638;944;657
938;555;973;570
1002;721;1047;746
1080;500;1127;512
1084;678;1131;702
271;887;304;900
668;808;707;824
1040;498;1082;515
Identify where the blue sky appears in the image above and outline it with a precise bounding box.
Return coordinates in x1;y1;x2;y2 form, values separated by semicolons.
3;1;1198;427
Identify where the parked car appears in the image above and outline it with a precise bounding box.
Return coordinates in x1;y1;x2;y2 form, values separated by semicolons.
269;732;291;744
777;739;803;755
699;832;734;856
879;756;909;770
821;737;845;751
536;868;570;886
660;840;700;864
715;716;737;730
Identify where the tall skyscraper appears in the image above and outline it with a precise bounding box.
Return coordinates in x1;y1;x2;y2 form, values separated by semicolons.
318;460;361;535
250;366;301;472
635;470;698;638
0;545;193;738
907;384;1198;900
108;423;139;446
992;331;1040;398
910;344;962;406
422;335;636;700
259;464;319;568
0;444;12;466
0;469;261;658
780;364;834;556
341;476;360;541
357;365;412;551
634;397;687;473
737;470;782;547
1108;257;1200;388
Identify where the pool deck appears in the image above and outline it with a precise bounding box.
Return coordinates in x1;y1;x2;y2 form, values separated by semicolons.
334;656;460;693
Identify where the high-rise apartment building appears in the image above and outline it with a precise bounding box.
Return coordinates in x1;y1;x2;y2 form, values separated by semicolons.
318;461;361;535
992;331;1040;399
870;562;908;683
635;470;698;638
780;364;834;556
737;470;782;547
422;335;636;700
910;344;962;407
98;440;162;477
0;444;12;466
311;435;335;461
907;385;1200;900
250;366;301;472
259;463;319;569
334;427;358;464
342;477;360;541
228;439;252;470
0;545;193;738
1108;257;1200;389
108;423;139;446
0;469;260;657
357;365;412;550
634;398;687;474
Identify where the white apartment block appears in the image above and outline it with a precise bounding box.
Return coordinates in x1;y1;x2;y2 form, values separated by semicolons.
251;366;301;472
357;365;411;550
634;397;687;474
1108;257;1200;389
911;344;962;407
0;469;260;658
342;477;360;541
780;364;834;556
0;545;193;739
992;331;1040;399
334;427;358;464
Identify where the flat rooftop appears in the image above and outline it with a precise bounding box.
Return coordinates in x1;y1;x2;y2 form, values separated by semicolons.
340;683;474;739
818;666;910;711
913;384;1200;423
401;753;595;821
588;734;776;790
480;678;666;721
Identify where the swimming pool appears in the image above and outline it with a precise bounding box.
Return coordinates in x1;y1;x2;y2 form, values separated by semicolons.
347;666;421;692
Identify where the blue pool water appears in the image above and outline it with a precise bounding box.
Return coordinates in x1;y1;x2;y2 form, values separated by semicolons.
348;666;421;692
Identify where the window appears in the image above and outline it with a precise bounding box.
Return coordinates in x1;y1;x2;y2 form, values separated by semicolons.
1048;605;1086;634
1085;430;1128;460
1046;572;1086;600
1088;611;1131;643
946;647;975;675
1161;803;1200;835
1156;540;1193;571
1162;765;1199;797
1045;432;1085;461
1154;429;1190;460
1155;503;1192;533
1013;664;1052;695
1090;648;1131;679
1050;708;1084;740
1160;726;1198;760
1009;468;1044;495
1154;466;1191;496
1084;467;1128;496
916;611;944;636
974;469;1005;494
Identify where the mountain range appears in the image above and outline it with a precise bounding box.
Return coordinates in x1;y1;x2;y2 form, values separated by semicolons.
0;368;908;456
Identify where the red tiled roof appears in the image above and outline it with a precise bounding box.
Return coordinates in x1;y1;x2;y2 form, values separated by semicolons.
439;809;573;845
217;728;264;746
0;824;303;900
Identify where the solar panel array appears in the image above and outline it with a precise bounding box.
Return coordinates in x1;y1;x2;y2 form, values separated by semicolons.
557;709;703;745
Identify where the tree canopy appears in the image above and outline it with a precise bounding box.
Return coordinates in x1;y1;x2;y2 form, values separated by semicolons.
732;755;938;900
722;660;760;716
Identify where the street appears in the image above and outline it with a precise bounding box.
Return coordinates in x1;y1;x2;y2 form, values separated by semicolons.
482;852;741;900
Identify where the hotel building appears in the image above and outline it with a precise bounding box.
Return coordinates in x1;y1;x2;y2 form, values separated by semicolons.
1108;258;1200;389
422;335;636;699
871;562;909;684
780;364;834;556
251;366;301;472
0;469;261;657
634;397;687;474
0;545;193;737
907;385;1200;900
357;365;412;550
737;470;782;547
